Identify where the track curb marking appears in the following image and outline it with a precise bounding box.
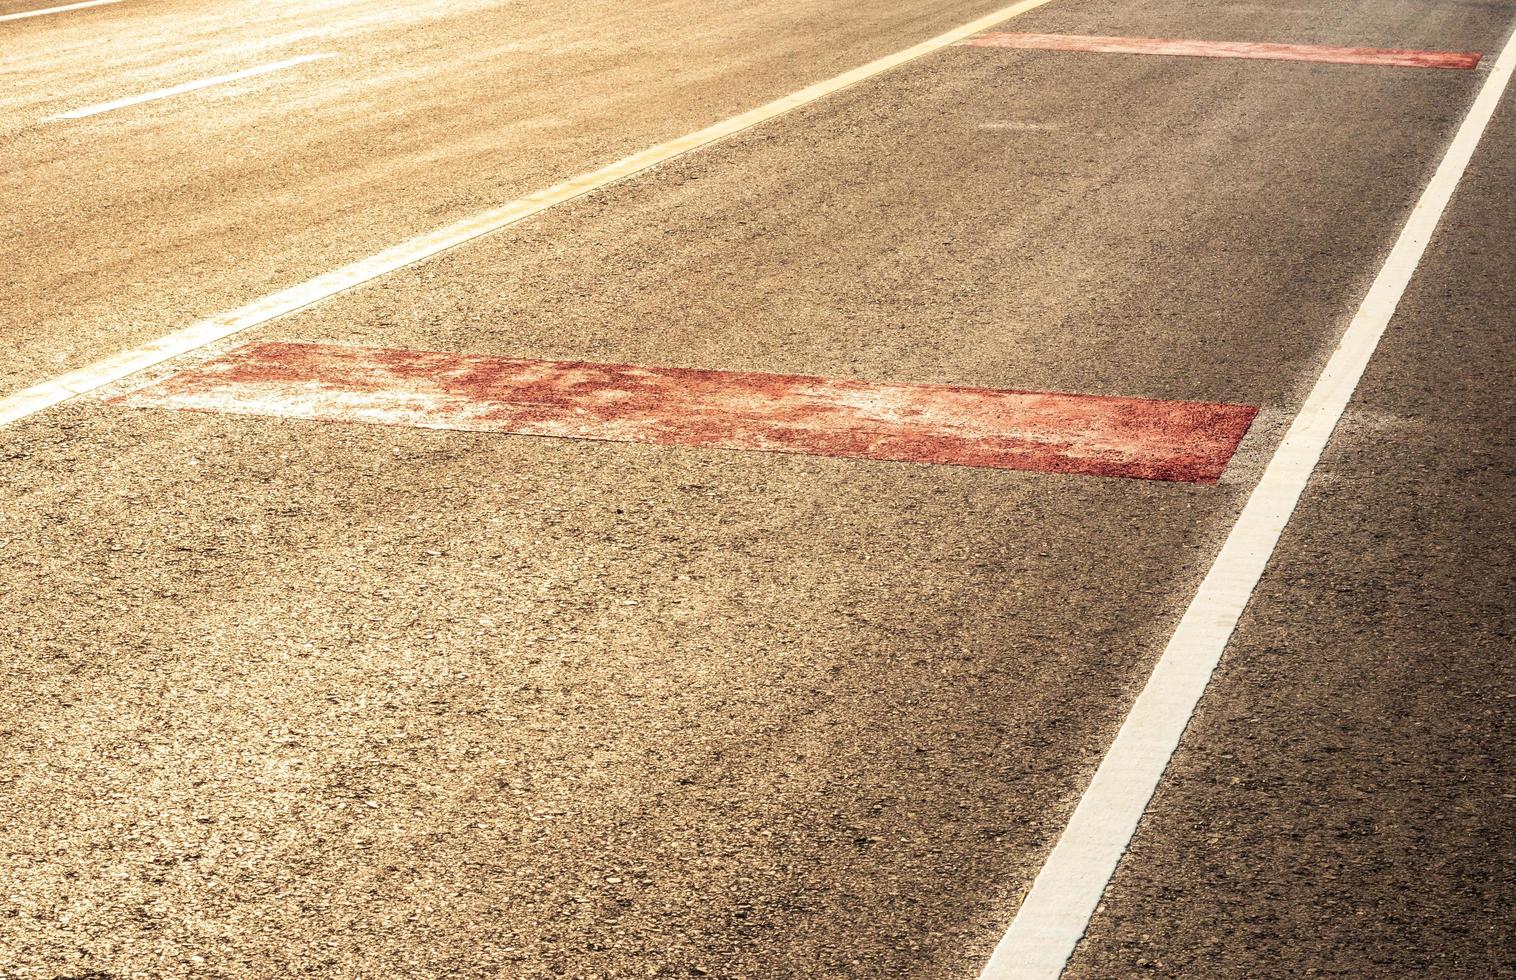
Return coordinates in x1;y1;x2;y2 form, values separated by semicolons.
962;32;1482;69
111;341;1259;481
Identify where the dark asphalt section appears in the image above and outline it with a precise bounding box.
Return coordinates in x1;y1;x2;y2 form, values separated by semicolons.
141;20;1492;410
1066;69;1516;980
1;2;1512;979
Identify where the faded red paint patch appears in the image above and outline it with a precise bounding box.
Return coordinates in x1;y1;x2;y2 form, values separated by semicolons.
110;342;1258;482
961;32;1482;69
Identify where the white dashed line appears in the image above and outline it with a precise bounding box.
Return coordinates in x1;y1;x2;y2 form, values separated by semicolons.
978;19;1516;980
0;0;122;22
50;53;334;120
0;0;1059;427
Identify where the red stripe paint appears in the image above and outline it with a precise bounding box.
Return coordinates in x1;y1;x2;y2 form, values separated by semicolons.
111;342;1258;482
961;32;1482;69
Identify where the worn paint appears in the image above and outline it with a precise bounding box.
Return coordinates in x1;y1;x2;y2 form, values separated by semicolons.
961;32;1483;70
111;342;1258;482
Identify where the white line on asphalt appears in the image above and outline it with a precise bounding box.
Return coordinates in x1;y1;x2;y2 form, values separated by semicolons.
49;53;334;120
0;0;122;22
978;20;1516;980
0;0;1057;427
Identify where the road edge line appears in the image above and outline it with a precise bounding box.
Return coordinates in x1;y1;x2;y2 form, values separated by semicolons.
977;19;1516;980
50;53;335;120
0;0;1055;428
0;0;122;23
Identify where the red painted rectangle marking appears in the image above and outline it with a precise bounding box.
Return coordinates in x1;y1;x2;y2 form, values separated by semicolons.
961;32;1482;69
110;342;1258;482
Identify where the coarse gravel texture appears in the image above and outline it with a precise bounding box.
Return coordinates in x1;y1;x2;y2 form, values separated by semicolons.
2;0;1514;977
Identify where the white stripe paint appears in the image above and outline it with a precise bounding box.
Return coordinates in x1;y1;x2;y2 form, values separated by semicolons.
0;0;1058;427
50;53;333;120
979;19;1516;980
0;0;122;23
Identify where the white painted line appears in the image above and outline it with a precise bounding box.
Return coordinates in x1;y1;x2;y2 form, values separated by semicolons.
50;53;333;120
0;0;1058;428
0;0;122;22
978;19;1516;980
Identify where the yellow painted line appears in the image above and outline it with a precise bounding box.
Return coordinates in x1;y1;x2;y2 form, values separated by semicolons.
0;0;1057;428
0;0;122;23
51;53;334;120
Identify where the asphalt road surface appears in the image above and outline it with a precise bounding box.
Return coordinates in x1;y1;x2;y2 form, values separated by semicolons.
2;0;1512;978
